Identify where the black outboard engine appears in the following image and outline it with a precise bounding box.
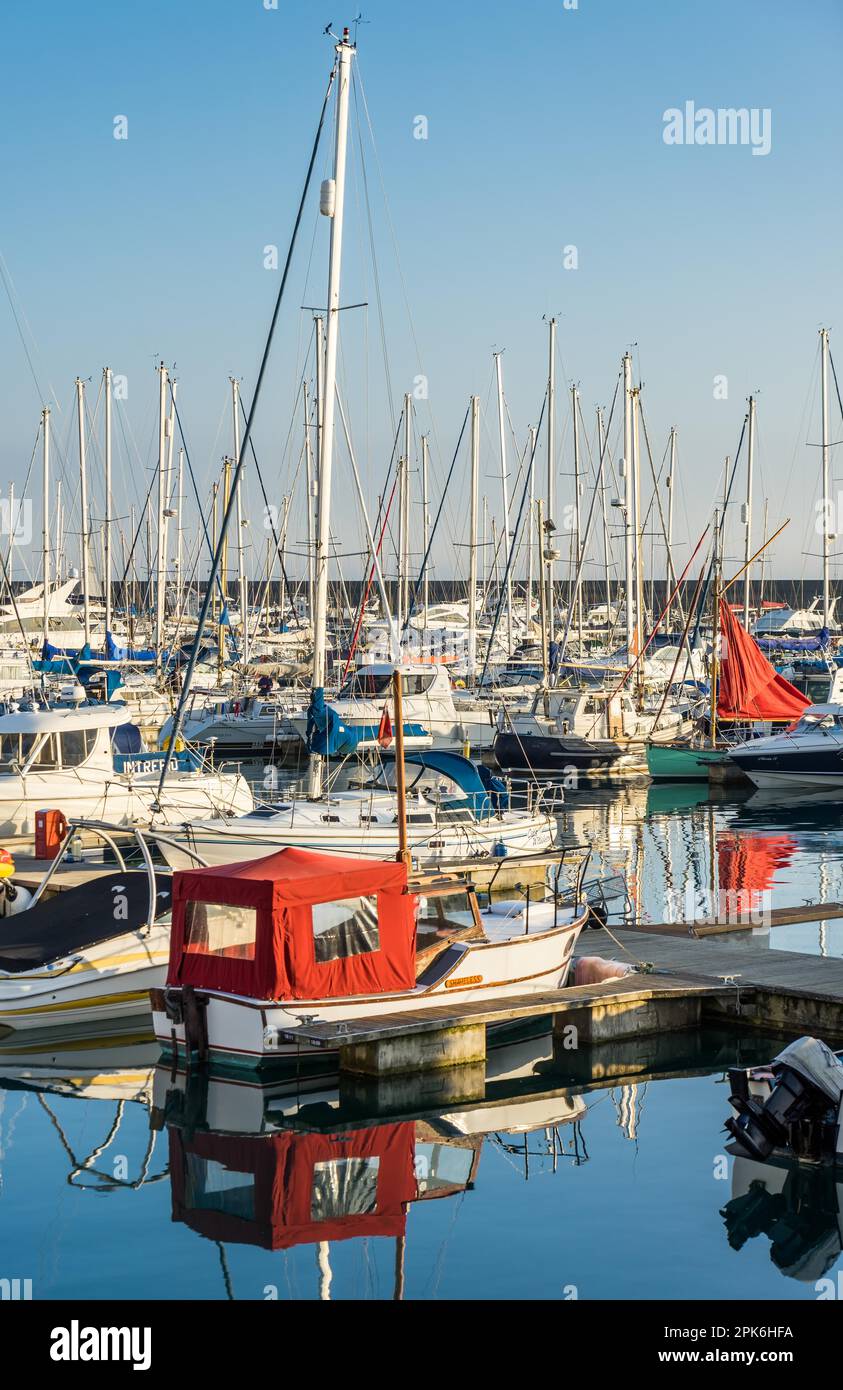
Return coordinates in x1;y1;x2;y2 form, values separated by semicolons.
725;1037;843;1163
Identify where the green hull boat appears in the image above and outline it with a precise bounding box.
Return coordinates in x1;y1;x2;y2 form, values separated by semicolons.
645;741;729;781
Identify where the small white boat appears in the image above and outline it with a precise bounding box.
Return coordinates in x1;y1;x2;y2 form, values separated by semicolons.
152;750;557;869
0;824;172;1033
151;844;588;1072
0;702;253;837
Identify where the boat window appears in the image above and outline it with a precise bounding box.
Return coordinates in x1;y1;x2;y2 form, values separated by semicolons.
401;673;435;696
417;889;476;932
25;734;59;771
404;811;435;824
338;672;392;699
60;729;99;766
311;895;380;963
184;901;258;960
311;1157;380;1221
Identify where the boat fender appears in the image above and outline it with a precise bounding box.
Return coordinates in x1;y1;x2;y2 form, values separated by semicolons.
0;879;32;916
574;956;636;986
0;848;15;879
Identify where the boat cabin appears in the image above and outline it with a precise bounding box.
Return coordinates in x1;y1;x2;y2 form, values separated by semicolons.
0;703;142;775
168;848;421;1002
167;848;485;1003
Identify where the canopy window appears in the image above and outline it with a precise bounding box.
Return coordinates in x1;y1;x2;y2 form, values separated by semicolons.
184;901;258;962
311;896;380;964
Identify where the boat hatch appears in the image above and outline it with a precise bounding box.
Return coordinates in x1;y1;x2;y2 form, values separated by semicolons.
168;847;417;1001
0;871;171;973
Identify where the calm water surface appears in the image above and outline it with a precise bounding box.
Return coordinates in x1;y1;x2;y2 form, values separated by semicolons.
2;777;842;1301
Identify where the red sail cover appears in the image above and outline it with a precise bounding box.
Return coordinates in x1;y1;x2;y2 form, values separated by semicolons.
717;601;810;722
168;846;417;1001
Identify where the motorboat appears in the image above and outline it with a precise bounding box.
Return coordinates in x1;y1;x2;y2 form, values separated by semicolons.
0;823;172;1032
727;703;843;788
295;661;498;754
150;843;588;1072
152;749;557;869
0;701;253;836
159;690;307;756
494;687;695;778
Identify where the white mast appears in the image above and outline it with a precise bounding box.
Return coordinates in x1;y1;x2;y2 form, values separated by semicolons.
155;362;169;661
303;381;316;624
421;433;430;642
634;380;648;661
666;425;676;630
103;368;113;635
75;378;91;646
527;424;536;624
398;392;411;638
308;29;355;798
494;350;513;652
41;407;50;647
821;328;831;627
468;395;479;680
231;377;249;665
546;317;556;634
622;352;634;653
597;406;611;626
743;398;755;628
571;386;583;649
175;447;184;627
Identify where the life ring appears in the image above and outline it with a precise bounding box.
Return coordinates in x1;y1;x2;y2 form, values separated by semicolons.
161;734;185;753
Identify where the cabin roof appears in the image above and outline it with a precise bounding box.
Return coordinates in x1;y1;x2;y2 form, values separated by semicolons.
0;703;134;734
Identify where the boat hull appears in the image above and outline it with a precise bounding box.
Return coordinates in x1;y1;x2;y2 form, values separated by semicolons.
645;742;727;781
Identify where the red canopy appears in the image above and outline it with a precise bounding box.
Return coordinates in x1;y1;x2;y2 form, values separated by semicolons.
168;846;417;1002
717;601;810;722
170;1122;417;1250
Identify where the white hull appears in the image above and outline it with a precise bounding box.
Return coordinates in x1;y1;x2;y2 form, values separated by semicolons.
0;768;254;838
153;909;585;1068
154;806;556;870
0;926;170;1032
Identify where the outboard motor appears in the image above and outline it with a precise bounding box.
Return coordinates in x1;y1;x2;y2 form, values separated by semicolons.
726;1037;843;1162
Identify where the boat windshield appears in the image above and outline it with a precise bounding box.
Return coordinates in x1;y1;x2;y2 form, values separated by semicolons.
795;712;843;732
338;672;393;699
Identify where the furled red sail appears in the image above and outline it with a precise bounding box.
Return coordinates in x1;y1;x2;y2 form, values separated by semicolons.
717;600;810;722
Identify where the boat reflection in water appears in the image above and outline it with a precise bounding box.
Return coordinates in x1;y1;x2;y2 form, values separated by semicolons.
152;1034;589;1295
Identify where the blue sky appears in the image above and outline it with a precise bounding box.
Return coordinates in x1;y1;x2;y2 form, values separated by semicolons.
1;0;841;587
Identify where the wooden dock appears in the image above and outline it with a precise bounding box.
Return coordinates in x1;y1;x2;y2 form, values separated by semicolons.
276;920;843;1096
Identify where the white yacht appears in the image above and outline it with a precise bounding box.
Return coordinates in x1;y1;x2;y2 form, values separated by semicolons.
727;702;843;788
0;703;253;837
291;661;498;754
153;749;557;869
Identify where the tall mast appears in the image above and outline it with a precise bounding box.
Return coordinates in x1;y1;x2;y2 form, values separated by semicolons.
41;407;50;647
398;392;411;637
546;317;556;635
308;29;355;798
622;352;634;653
155;362;169;661
571;386;583;650
175;447;184;628
597;406;611;626
494;350;513;652
527;424;536;623
75;378;91;646
468;395;479;681
743;397;755;628
821;328;831;626
218;458;231;682
666;425;676;631
103;368;113;635
231;377;249;665
631;384;644;662
303;381;316;624
421;433;430;642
